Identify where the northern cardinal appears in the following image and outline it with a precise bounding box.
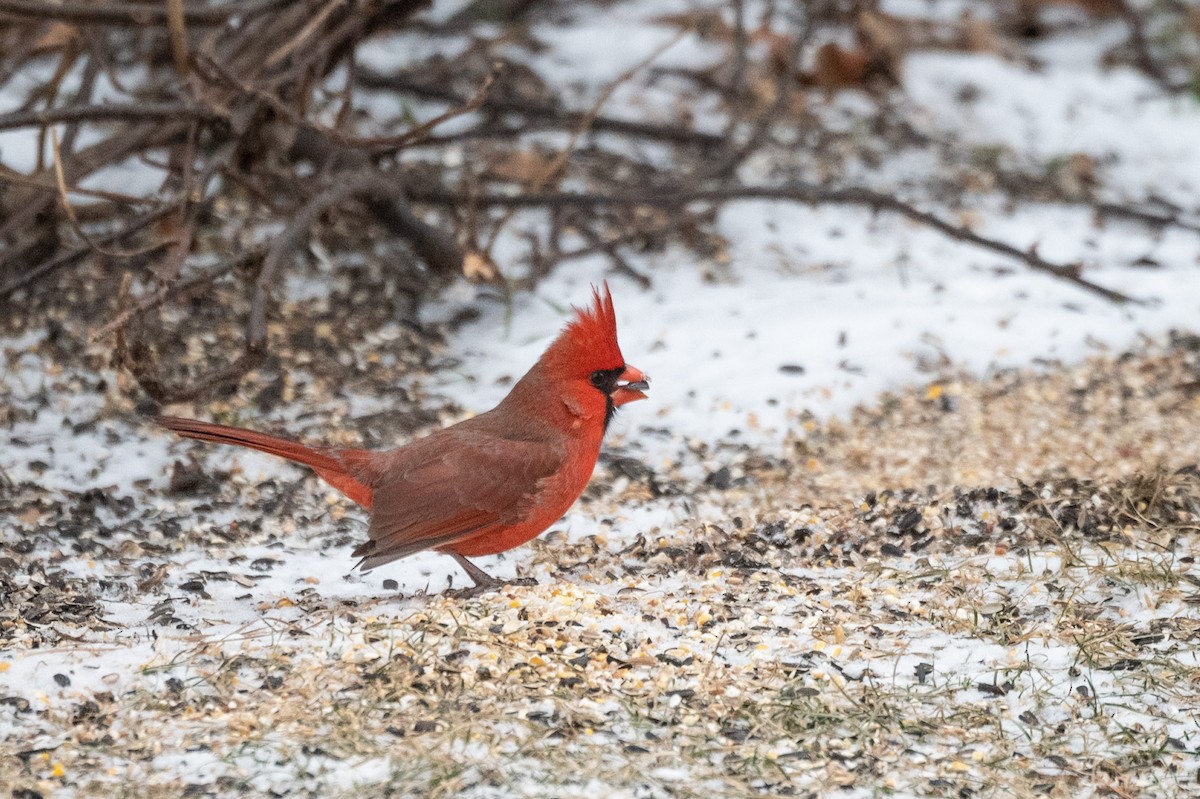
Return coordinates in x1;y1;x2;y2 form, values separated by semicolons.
156;285;648;590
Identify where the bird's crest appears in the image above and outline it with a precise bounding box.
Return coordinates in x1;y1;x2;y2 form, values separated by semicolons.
544;282;625;371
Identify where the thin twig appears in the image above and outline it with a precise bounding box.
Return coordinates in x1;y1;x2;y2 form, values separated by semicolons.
0;0;287;26
1115;0;1184;93
265;0;345;68
575;223;652;289
0;208;175;300
165;0;191;76
356;63;502;153
356;68;725;147
90;244;267;341
483;32;686;256
0;102;211;133
61;43;100;156
1094;201;1200;234
49;129;174;259
408;184;1142;304
540;33;687;188
0;164;155;204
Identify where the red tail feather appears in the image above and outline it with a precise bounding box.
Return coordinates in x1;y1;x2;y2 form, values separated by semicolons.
155;416;375;509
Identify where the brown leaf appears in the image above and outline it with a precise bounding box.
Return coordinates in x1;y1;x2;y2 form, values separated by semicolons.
857;10;906;63
488;149;557;187
962;15;1001;53
804;43;872;90
653;10;731;40
34;22;80;54
1020;0;1121;17
755;27;798;75
462;251;498;282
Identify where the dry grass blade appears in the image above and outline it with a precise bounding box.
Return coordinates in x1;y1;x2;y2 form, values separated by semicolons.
264;0;345;68
0;102;214;133
165;0;190;76
0;163;154;205
360;62;503;152
49;128;172;259
0;0;285;26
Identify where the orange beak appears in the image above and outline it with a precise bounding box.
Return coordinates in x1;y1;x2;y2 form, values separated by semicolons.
612;363;649;407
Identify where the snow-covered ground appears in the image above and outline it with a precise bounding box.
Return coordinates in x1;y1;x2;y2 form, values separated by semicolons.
3;0;1200;796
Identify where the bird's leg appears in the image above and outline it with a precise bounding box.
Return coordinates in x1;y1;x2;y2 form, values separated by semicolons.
447;553;537;597
451;553;501;589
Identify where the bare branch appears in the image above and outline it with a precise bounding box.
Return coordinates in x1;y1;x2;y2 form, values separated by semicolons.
0;102;213;133
409;184;1142;305
356;68;726;148
49;128;176;258
355;62;503;153
0;207;175;300
165;0;191;76
90;244;267;342
0;0;287;27
1115;0;1186;92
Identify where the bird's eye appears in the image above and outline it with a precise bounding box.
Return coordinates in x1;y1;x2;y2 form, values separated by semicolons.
590;367;622;393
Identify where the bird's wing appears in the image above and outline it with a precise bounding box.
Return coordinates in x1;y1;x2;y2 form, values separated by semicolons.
352;428;564;570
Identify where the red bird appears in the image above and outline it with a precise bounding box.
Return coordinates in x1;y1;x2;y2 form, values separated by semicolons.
157;285;648;591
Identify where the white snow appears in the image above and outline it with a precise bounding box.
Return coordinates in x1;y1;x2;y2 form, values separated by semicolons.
3;0;1200;795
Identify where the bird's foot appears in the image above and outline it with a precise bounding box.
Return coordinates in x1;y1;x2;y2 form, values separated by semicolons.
446;553;536;598
445;575;537;599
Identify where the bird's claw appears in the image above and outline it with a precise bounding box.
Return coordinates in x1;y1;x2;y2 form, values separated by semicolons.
445;575;538;599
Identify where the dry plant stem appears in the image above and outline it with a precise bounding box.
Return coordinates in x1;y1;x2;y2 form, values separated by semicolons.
0;102;212;133
165;0;190;76
49;129;173;259
0;164;153;205
412;185;1140;304
357;63;502;152
356;69;725;148
0;0;287;26
0;118;173;245
265;0;345;68
60;44;101;156
0;207;175;300
250;170;461;352
1094;201;1200;235
575;223;651;289
483;32;686;256
1115;0;1184;93
193;45;487;157
90;244;267;342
